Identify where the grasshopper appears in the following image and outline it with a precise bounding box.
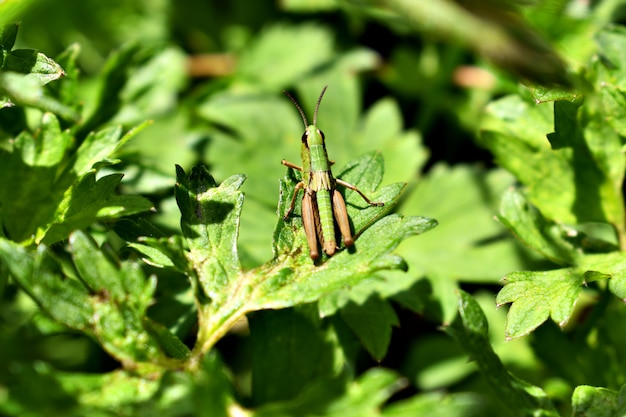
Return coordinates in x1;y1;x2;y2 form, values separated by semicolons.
282;86;384;260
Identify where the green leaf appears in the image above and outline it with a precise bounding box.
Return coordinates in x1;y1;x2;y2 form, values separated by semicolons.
0;237;94;329
594;26;626;138
389;164;526;324
318;280;400;360
6;7;626;417
68;230;179;365
236;24;335;91
127;242;175;269
58;370;161;409
357;97;427;185
595;25;626;83
1;230;186;367
77;43;142;138
48;43;81;109
496;269;584;339
396;164;524;280
280;0;338;12
571;384;626;417
529;85;581;103
3;48;66;84
252;375;347;417
0;23;75;118
249;307;338;404
87;121;150;173
497;187;579;265
258;214;434;308
254;368;406;417
72;125;125;176
175;165;245;298
196;91;301;211
0;113;152;244
127;235;189;272
339;294;398;360
0;23;18;51
0;361;77;416
57;351;234;415
398;329;475;391
579;252;626;301
446;290;559;416
71;230;147;302
191;352;234;417
481;97;576;224
498;251;626;339
481;95;625;235
318;368;406;416
382;392;484;417
143;319;191;361
0;72;80;119
114;47;187;124
40;172;154;244
0;114;71;242
20;111;70;167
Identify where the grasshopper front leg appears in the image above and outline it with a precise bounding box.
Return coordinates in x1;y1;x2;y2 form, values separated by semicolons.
283;181;304;220
281;159;302;171
281;159;304;220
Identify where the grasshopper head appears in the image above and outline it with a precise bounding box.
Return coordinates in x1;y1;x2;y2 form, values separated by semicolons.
303;125;325;147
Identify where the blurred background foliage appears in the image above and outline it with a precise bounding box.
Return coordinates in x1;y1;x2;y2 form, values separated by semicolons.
1;0;623;415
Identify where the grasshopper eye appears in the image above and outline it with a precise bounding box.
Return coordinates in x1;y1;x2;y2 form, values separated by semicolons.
318;129;325;140
301;131;309;145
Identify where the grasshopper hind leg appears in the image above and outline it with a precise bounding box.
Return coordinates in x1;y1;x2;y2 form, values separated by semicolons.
332;189;353;247
302;192;320;260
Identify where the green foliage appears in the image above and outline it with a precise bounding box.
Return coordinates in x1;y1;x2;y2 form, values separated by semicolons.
481;23;626;342
164;156;433;365
2;1;626;416
446;291;559;416
571;385;626;417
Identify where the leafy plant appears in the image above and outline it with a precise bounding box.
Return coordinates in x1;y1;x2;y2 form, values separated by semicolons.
0;17;440;417
3;0;626;416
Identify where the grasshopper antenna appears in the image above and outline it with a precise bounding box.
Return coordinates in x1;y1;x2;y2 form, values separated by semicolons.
283;90;308;129
313;85;328;126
